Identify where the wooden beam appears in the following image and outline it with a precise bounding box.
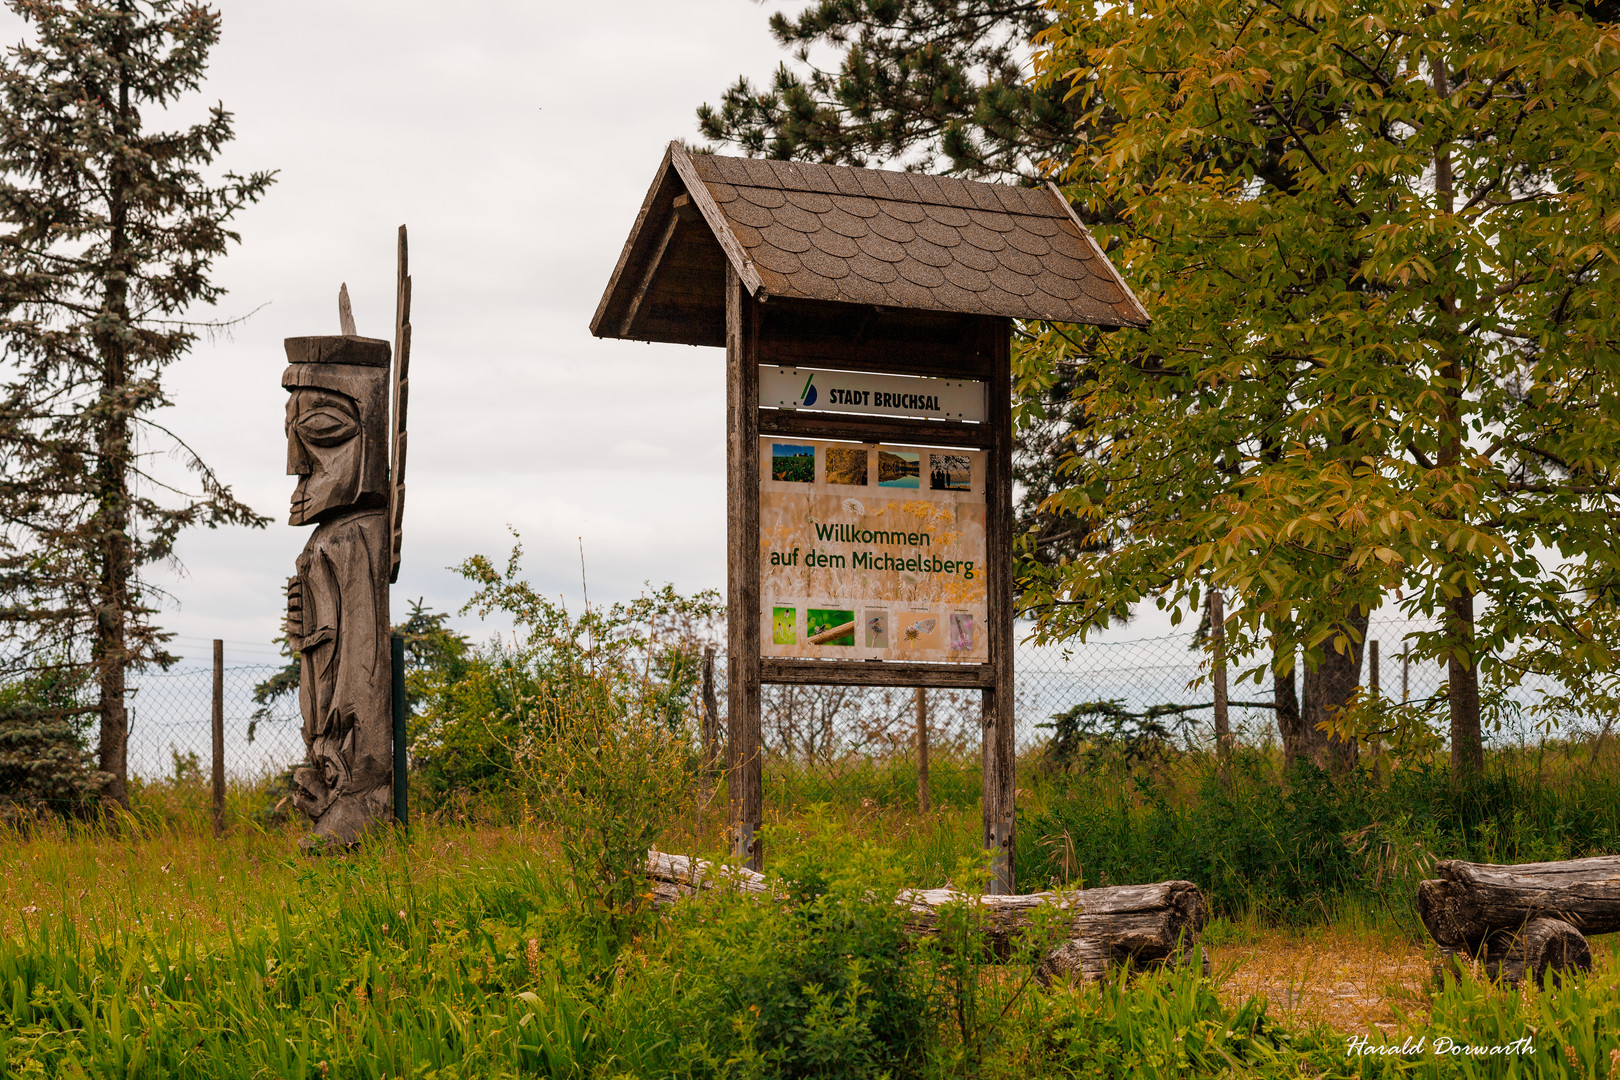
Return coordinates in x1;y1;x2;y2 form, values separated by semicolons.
618;209;686;339
590;145;684;338
761;658;996;689
759;409;990;449
1044;181;1150;328
671;142;766;298
982;316;1016;895
758;335;989;381
725;264;764;872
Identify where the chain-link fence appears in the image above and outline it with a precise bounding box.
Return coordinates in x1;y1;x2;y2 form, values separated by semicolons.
121;615;1580;784
126;662;303;783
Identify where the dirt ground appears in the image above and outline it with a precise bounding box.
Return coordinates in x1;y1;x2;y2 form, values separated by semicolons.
1209;927;1620;1034
1209;929;1445;1034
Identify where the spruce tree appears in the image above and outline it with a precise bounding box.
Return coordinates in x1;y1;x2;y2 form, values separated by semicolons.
0;0;273;807
698;1;1067;182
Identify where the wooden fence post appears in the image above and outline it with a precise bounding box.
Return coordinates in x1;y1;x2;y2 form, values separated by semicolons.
916;687;931;813
211;639;225;838
701;645;720;778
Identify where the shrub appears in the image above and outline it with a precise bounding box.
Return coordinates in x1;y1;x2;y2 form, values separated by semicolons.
0;666;104;818
655;819;931;1079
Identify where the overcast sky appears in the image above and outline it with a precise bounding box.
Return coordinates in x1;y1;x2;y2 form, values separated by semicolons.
7;1;803;664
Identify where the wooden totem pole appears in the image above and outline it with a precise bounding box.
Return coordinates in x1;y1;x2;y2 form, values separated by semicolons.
283;228;411;845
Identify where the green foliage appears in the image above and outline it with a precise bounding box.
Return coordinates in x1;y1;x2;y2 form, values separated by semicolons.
1040;699;1196;772
450;540;721;933
1020;744;1620;924
1020;0;1620;763
10;803;1620;1077
0;666;103;817
698;0;1067;182
657;818;931;1079
0;0;274;804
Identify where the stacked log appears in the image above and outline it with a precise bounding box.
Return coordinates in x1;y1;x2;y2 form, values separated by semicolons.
1417;856;1620;984
645;851;1208;981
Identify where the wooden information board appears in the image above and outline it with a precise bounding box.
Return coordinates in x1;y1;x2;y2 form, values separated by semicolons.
591;143;1149;893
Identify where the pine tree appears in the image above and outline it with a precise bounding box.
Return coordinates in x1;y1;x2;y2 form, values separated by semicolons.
0;0;273;807
698;1;1068;182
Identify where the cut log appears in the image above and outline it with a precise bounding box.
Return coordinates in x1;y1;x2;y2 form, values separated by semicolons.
645;851;1207;981
1417;855;1620;949
1485;917;1591;987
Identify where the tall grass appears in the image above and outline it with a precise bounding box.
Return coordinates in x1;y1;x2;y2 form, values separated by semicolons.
1016;740;1620;930
5;793;1620;1076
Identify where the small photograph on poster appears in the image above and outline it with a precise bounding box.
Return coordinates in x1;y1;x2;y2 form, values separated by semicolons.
864;610;888;649
826;446;868;486
877;450;920;488
807;608;856;646
772;607;797;645
771;443;815;483
930;454;972;492
898;612;941;650
949;612;975;651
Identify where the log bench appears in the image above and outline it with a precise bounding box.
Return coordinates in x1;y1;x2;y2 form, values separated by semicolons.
1417;856;1620;985
646;851;1208;981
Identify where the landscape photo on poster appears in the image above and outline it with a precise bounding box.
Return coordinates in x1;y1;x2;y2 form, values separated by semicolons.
758;437;988;663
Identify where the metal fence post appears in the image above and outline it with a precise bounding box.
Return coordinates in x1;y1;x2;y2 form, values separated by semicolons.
211;639;224;837
916;687;931;813
392;631;408;829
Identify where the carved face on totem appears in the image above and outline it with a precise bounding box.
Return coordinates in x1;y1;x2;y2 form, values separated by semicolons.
282;336;392;526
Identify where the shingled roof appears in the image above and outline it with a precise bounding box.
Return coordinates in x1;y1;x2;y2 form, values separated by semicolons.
591;143;1148;347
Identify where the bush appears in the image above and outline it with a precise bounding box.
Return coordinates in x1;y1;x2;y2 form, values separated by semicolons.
1018;743;1620;925
653;820;931;1079
451;540;720;940
0;666;104;818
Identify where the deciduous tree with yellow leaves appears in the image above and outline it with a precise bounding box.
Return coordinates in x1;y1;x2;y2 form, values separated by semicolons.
1019;0;1620;777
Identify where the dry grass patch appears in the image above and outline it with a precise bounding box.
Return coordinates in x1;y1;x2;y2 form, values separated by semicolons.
1209;921;1434;1035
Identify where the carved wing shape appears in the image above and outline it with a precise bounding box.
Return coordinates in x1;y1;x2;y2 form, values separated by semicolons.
389;226;411;584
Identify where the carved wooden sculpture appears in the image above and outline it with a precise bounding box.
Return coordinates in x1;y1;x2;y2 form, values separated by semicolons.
283;229;411;845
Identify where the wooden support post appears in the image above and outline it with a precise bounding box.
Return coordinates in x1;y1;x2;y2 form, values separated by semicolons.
725;265;763;871
1368;639;1381;768
916;687;931;813
211;639;225;838
1210;590;1229;755
982;317;1015;895
392;631;408;829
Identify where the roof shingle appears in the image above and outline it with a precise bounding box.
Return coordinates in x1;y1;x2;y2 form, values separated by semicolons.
590;144;1149;345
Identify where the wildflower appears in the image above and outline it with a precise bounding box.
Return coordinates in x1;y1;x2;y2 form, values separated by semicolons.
526;938;540;978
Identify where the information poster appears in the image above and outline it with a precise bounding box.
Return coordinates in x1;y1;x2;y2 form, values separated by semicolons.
760;437;988;663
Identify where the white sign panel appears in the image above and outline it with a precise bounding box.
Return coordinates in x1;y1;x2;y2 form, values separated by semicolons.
760;366;985;423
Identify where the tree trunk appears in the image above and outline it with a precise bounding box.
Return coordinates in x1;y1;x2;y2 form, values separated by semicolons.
1429;52;1484;780
1446;586;1483;777
1483;918;1590;988
1417;855;1620;948
1210;590;1230;757
95;46;135;809
1300;609;1368;775
1274;642;1304;771
645;852;1208;981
